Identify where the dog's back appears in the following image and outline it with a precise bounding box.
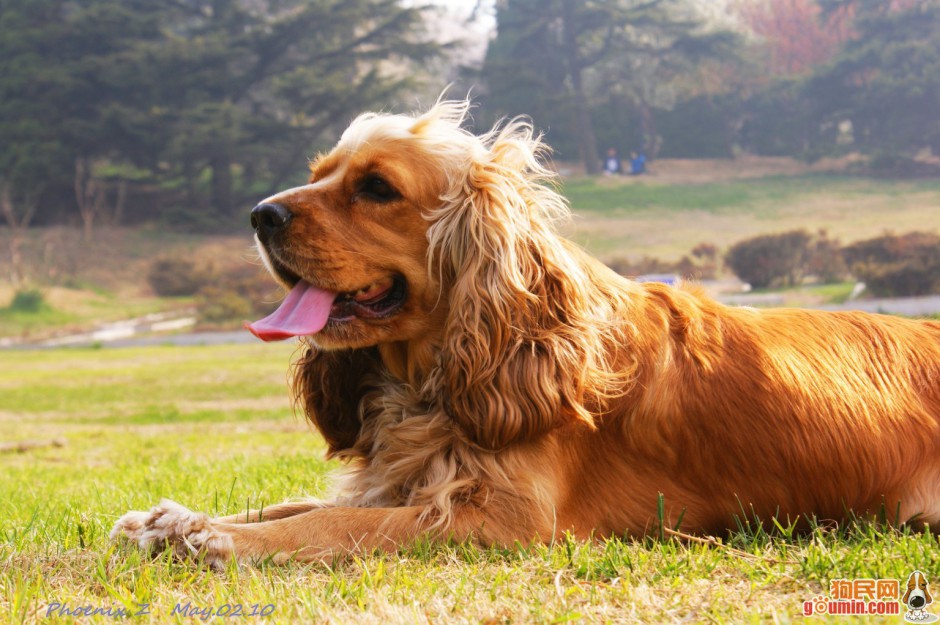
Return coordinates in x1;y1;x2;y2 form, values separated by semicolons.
581;271;940;533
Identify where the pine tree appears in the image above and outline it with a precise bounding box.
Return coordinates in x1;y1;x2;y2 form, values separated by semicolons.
808;0;940;168
481;0;734;172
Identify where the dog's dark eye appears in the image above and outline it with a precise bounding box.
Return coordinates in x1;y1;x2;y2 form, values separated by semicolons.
359;175;398;202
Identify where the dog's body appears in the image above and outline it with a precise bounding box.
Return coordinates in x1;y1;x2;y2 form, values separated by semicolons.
112;101;940;566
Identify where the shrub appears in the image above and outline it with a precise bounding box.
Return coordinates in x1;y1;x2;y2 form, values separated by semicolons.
807;229;848;284
724;229;847;288
842;231;940;297
689;242;720;280
606;255;673;278
195;265;280;326
867;153;940;178
606;243;720;282
9;288;46;312
725;230;813;289
147;258;211;296
196;286;253;325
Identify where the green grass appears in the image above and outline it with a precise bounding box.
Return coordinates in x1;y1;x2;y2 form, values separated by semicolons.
799;281;859;304
562;174;940;216
745;281;860;308
5;173;940;344
0;289;191;341
564;177;755;214
0;304;76;337
560;174;940;262
2;343;938;623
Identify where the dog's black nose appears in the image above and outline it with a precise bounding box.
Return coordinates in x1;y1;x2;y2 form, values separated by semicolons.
250;202;292;238
910;596;926;609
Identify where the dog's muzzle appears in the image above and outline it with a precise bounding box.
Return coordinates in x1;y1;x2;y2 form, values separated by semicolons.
251;202;293;241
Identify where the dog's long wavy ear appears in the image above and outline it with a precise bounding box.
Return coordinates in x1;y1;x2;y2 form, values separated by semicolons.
902;578;913;605
292;346;382;456
428;115;616;451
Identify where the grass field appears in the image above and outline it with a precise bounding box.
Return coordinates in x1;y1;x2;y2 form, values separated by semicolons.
2;169;939;341
561;173;940;261
2;343;939;623
0;288;187;341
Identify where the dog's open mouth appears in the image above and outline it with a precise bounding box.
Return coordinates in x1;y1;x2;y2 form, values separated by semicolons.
329;276;406;321
246;276;406;342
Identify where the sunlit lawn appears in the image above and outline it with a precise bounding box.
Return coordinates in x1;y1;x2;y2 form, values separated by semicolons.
4;173;940;344
1;343;938;623
562;174;940;260
0;290;190;342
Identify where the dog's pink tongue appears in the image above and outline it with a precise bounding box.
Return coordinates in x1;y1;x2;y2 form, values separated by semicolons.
246;281;336;341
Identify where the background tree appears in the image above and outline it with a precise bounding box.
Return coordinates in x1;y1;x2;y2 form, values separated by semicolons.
590;6;738;160
734;0;851;77
479;0;573;154
481;0;736;172
807;0;940;170
0;0;173;232
707;0;852;158
0;0;439;233
110;0;438;225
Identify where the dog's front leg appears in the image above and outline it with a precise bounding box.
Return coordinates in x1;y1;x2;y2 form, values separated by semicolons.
216;505;434;563
111;501;436;567
214;499;331;524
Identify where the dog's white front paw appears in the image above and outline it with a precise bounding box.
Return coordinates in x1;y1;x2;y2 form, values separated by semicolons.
111;499;234;568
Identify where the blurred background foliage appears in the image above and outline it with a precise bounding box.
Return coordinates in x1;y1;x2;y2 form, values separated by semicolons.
0;0;937;233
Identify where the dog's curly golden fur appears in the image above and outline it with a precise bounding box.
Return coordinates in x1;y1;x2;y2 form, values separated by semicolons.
112;100;940;566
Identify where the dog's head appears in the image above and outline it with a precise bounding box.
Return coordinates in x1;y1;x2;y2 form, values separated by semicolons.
903;571;933;610
248;101;470;349
249;100;631;450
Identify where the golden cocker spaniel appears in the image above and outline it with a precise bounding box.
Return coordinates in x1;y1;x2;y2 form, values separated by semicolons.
112;100;940;567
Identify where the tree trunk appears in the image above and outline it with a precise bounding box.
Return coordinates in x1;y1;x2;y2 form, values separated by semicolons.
570;66;601;175
638;101;658;159
210;153;234;218
74;157;102;243
1;181;36;286
8;234;23;286
561;9;600;175
112;180;127;226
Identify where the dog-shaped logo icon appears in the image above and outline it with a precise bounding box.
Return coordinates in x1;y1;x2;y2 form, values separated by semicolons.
904;571;936;623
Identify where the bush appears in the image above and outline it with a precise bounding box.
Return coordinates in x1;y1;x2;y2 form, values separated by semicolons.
722;229;846;289
725;230;813;289
147;256;280;326
607;255;673;278
689;242;720;280
8;288;46;312
606;241;719;281
196;286;253;325
147;258;211;296
195;265;280;326
842;231;940;297
807;229;848;284
867;153;940;179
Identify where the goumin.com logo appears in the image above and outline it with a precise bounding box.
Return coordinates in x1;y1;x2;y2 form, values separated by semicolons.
803;571;936;622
